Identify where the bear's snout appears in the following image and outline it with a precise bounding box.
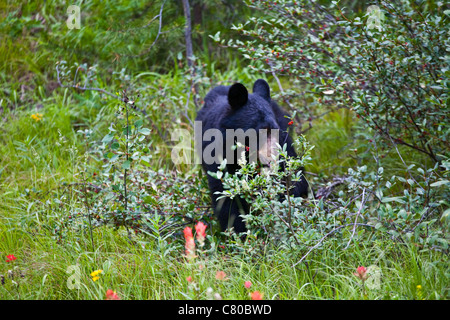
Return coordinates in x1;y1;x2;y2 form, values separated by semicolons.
257;133;279;168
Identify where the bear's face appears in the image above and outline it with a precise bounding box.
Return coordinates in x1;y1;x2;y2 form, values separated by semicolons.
220;80;281;167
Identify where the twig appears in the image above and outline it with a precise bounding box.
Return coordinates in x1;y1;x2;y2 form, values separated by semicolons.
387;134;425;193
315;175;347;199
126;0;166;58
183;82;195;127
293;223;374;267
123;92;131;240
344;188;366;250
55;64;148;116
182;0;194;69
182;0;199;109
57;65;119;100
272;71;284;92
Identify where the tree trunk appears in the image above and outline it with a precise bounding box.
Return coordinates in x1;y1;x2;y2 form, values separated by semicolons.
182;0;194;68
181;0;199;109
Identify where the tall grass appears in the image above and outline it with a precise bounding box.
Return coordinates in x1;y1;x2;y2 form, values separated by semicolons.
0;0;448;301
1;62;447;300
1;214;447;300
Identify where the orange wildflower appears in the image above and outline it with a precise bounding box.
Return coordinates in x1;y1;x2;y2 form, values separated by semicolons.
105;289;120;300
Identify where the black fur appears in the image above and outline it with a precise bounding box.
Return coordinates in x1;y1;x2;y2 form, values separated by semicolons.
196;79;308;233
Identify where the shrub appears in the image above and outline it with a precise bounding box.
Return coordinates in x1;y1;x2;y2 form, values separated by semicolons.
213;135;449;253
215;0;449;164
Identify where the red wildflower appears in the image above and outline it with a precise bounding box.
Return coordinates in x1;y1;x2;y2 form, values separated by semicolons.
6;254;16;262
251;291;263;300
195;221;207;246
183;226;193;240
105;289;120;300
245;146;250;152
184;226;196;261
215;271;227;281
186;276;193;283
353;266;368;281
244;281;252;289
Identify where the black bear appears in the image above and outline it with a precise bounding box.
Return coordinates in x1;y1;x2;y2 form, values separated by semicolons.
195;79;308;234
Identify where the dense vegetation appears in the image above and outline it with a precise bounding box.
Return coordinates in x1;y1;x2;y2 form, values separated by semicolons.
0;0;448;300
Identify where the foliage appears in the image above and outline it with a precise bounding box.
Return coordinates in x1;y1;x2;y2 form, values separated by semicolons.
214;135;449;253
210;136;316;247
216;0;449;163
22;98;211;248
342;157;449;251
0;0;251;110
0;0;449;301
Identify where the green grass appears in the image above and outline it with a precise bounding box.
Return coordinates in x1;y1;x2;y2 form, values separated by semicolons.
1;217;447;299
1;91;447;300
305;108;357;176
0;0;448;301
0;63;447;300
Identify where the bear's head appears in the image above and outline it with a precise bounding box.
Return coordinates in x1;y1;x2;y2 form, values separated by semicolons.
220;79;281;167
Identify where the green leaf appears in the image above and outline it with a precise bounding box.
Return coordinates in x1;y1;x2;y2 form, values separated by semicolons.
122;160;131;170
134;119;144;128
430;180;449;187
141;155;151;163
102;133;114;143
105;192;115;201
219;159;227;170
138;128;151;135
144;196;158;205
109;154;119;163
110;142;120;150
381;196;406;204
441;209;450;223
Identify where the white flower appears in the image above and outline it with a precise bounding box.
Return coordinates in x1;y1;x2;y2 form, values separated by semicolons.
238;151;247;167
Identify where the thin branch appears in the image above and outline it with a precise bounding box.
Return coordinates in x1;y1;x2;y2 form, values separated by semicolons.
344;187;366;250
183;82;195;127
182;0;194;69
55;64;147;116
272;71;284;92
387;133;425;193
57;64;119;99
315;175;347;199
126;0;166;58
263;184;301;246
182;0;200;110
293;223;372;267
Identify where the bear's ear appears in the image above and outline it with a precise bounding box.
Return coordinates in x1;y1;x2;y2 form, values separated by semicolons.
228;83;248;110
252;79;271;102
